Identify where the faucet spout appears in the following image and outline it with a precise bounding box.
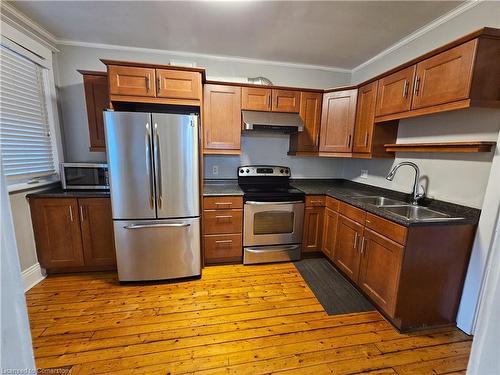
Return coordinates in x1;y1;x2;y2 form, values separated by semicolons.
386;162;425;205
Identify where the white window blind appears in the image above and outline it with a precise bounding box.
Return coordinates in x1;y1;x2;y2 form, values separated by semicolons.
0;45;56;181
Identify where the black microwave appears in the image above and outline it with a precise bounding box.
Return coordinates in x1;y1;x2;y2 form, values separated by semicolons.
60;163;109;190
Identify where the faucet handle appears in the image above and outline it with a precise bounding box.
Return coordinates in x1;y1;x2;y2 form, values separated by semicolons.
416;184;426;200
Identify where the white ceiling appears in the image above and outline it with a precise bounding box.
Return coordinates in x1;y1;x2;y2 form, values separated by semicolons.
10;1;463;70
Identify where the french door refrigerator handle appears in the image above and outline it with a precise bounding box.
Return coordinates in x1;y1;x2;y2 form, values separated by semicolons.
153;123;163;209
145;123;154;209
124;223;191;229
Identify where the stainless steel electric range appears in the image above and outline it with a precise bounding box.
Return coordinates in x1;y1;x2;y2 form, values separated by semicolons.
238;165;305;264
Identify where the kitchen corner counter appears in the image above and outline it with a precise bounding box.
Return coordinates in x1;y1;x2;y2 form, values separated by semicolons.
203;180;243;196
27;187;110;199
291;179;480;227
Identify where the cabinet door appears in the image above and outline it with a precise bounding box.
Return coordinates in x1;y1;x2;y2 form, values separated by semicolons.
272;89;300;113
204;234;243;264
375;65;415;116
290;92;322;153
156;69;202;100
333;215;363;282
322;207;338;259
203;84;241;151
241;87;271;111
79;198;116;267
353;81;378;153
412;40;477;110
319;89;357;153
302;207;324;253
81;72;109;151
30;198;84;269
108;65;156;97
358;228;403;317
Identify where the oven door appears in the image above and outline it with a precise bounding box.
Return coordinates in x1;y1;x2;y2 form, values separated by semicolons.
244;200;304;246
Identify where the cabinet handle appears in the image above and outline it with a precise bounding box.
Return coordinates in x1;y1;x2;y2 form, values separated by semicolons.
79;206;85;221
268;93;272;110
413;77;421;96
364;132;369;146
402;80;409;98
361;237;367;255
157;76;161;92
215;240;233;246
215;202;232;207
146;76;150;92
69;206;74;222
353;232;358;249
215;215;232;220
347;134;352;148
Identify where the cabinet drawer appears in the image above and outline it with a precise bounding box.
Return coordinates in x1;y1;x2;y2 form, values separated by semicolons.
325;196;340;211
203;196;243;210
366;213;407;245
305;195;325;207
204;234;242;264
339;201;366;224
203;210;243;234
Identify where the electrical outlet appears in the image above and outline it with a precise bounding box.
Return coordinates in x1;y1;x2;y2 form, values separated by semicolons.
360;169;368;179
212;165;219;175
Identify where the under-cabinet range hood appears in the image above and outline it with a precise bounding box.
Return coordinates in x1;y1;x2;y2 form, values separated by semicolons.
242;110;304;133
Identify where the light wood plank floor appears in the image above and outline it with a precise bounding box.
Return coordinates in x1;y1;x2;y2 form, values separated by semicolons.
26;263;472;374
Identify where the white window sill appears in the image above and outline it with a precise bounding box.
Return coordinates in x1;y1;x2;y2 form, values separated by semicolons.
8;178;60;194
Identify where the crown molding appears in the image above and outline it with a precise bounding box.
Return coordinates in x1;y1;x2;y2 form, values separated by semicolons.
56;39;352;74
351;0;483;74
1;2;58;51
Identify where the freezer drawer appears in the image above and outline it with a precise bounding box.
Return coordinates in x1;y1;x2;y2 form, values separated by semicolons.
113;218;201;281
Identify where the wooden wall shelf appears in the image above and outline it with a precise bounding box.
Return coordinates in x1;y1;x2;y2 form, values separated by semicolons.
384;141;496;153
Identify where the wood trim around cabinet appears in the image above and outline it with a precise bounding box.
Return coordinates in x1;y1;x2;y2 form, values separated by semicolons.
109;94;201;107
384;141;496;153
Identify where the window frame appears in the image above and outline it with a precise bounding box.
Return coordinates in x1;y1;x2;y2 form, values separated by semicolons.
1;20;63;192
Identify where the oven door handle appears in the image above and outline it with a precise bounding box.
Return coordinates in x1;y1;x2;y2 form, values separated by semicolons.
245;244;301;253
245;201;304;205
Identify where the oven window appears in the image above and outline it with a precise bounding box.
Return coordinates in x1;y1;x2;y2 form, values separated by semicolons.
64;167;108;187
254;211;294;235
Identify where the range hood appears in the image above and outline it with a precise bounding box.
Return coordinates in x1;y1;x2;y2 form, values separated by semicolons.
242;110;304;133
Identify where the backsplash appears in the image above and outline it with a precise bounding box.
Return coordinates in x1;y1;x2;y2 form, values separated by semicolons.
204;132;343;179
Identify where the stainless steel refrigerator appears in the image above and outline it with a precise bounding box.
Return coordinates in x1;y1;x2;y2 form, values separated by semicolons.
104;111;200;281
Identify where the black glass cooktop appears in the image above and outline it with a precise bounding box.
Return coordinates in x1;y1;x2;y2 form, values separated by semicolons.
240;184;305;202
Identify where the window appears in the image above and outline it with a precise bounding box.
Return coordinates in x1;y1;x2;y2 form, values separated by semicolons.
0;45;56;182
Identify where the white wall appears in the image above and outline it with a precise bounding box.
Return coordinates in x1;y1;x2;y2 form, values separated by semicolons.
54;43;350;165
1;168;36;371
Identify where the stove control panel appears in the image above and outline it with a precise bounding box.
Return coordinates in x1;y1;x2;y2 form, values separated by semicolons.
238;166;290;177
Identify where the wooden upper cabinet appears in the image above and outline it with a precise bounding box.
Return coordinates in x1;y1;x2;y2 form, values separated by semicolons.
289;92;322;154
203;84;242;152
79;71;109;152
358;228;404;317
333;215;364;282
412;39;477;110
353;81;378;154
30;198;85;269
156;69;201;100
241;87;271;111
79;198;116;267
375;65;415;116
272;89;300;113
108;65;156;97
319;89;358;153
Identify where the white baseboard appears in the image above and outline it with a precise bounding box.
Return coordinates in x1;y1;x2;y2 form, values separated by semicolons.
22;263;45;291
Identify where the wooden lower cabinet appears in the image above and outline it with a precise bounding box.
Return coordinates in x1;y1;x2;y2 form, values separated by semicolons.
358;228;403;317
332;215;363;281
29;197;116;273
80;198;116;267
202;196;243;265
302;206;324;253
321;207;338;259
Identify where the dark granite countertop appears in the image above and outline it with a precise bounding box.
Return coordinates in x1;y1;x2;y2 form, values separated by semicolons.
290;179;480;227
203;180;243;196
27;187;110;199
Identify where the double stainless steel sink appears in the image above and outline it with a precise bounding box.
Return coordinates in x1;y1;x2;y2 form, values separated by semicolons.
349;195;463;222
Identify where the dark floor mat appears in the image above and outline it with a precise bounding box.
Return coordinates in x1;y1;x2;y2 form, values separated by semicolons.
294;258;375;315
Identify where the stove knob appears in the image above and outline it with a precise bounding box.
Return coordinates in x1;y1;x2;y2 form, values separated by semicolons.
280;169;284;174
239;169;244;174
246;169;250;173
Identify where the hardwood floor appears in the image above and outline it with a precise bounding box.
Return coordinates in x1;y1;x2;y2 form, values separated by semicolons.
26;263;472;374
